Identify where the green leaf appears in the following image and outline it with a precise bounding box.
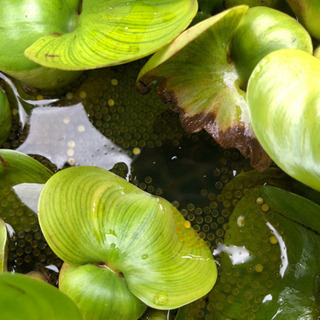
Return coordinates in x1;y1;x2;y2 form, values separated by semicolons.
0;272;83;319
247;49;320;191
0;218;7;272
0;0;81;89
136;6;273;172
60;262;147;320
0;88;11;145
0;149;53;187
230;6;312;85
38;166;217;311
285;0;320;39
208;186;320;319
224;0;292;13
262;186;320;233
25;0;198;71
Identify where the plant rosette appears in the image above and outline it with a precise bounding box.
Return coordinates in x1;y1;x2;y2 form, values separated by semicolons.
247;48;320;191
136;6;312;172
38;166;217;320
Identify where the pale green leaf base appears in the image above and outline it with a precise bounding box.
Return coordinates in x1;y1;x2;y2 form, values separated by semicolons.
60;262;147;320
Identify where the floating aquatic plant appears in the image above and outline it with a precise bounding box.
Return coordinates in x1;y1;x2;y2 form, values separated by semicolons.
38;166;217;319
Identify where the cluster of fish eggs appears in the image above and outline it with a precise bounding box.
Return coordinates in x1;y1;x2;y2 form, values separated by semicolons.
0;58;269;319
60;59;187;156
0;183;61;282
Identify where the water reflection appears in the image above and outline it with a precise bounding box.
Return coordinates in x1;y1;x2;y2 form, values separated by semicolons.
17;104;131;170
266;221;288;278
213;243;252;265
12;183;44;214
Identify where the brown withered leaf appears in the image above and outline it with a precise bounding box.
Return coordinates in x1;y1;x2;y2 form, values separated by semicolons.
136;6;271;171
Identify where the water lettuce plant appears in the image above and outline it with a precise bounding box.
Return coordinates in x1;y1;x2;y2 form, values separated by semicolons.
1;2;320;319
38;166;217;319
0;273;83;319
136;5;312;172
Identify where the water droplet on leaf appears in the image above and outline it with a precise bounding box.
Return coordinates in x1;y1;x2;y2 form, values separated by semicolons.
153;292;168;306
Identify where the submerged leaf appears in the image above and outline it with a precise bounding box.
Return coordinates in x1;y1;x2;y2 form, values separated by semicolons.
208;186;320;319
25;0;198;70
136;6;272;171
0;88;11;145
38;166;217;310
140;308;169;320
0;218;7;272
0;273;82;319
